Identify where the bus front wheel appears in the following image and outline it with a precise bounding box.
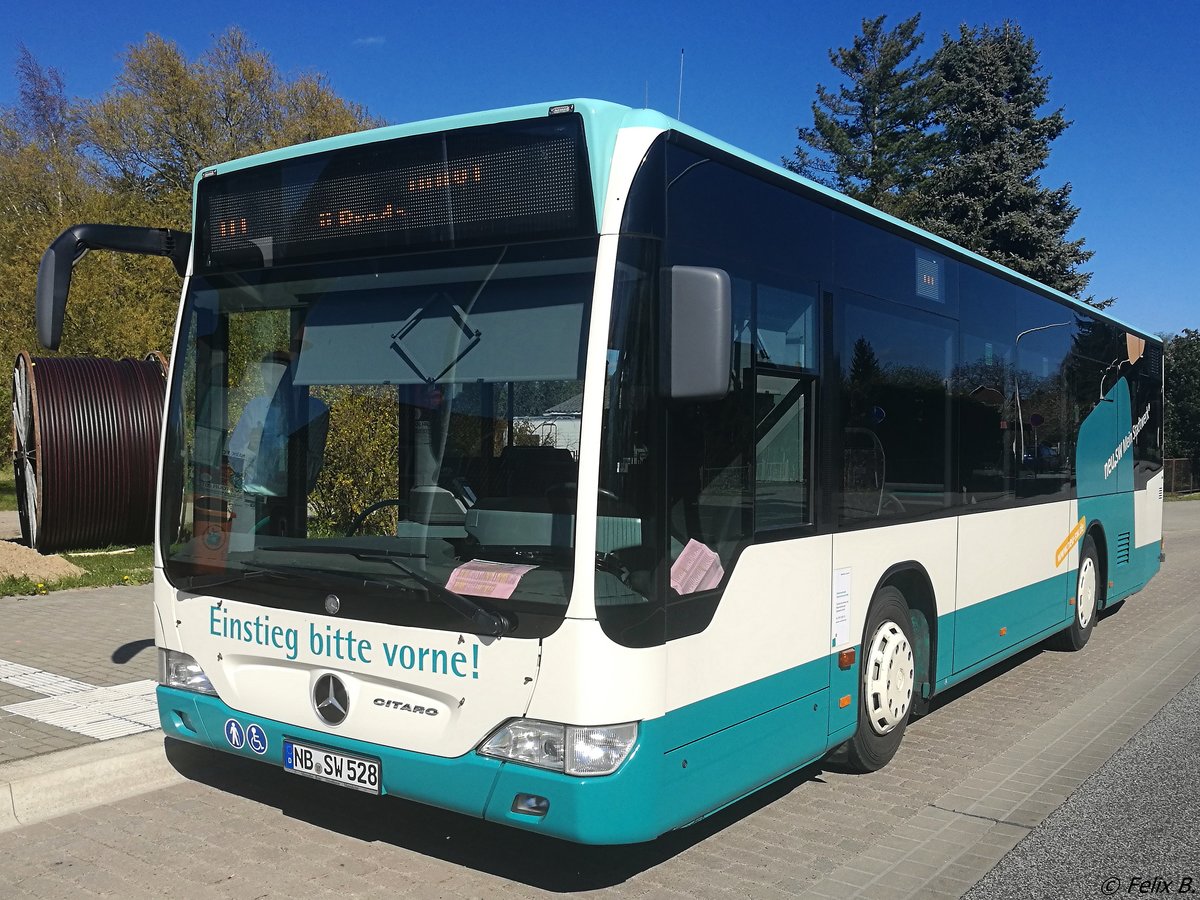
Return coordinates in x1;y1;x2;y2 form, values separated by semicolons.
846;587;916;773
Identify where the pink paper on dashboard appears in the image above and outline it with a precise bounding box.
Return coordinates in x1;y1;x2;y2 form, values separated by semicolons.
446;560;536;600
670;539;725;595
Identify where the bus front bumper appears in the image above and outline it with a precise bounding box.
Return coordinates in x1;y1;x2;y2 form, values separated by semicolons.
157;686;662;844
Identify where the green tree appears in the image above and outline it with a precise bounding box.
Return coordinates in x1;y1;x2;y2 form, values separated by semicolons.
309;387;400;536
911;22;1105;305
0;32;380;442
83;28;377;208
0;48;96;386
783;14;934;216
1165;329;1200;467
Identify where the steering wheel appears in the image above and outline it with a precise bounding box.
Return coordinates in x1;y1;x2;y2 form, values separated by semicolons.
345;498;405;536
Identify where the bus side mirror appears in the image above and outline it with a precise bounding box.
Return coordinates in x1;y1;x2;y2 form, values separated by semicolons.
36;224;191;350
663;266;731;401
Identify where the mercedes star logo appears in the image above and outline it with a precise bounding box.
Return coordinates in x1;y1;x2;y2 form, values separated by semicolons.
313;673;349;726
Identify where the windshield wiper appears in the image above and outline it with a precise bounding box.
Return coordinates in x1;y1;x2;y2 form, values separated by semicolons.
261;543;426;560
370;554;513;637
260;545;512;636
176;560;396;593
176;563;292;592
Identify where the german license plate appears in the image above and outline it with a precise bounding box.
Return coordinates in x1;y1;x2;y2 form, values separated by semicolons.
283;739;381;794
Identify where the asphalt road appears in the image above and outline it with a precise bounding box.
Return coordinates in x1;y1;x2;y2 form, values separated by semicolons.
965;672;1200;900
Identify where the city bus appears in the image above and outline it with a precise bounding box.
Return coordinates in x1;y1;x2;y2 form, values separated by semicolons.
35;99;1164;845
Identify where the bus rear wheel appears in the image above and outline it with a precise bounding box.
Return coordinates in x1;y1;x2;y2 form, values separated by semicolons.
846;586;916;773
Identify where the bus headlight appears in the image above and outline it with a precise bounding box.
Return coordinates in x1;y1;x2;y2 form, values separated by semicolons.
478;719;638;776
157;648;217;696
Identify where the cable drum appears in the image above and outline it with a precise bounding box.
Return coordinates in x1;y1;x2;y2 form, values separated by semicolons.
11;352;167;553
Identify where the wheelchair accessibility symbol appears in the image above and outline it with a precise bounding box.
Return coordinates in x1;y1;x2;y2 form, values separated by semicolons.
246;723;268;755
224;718;245;749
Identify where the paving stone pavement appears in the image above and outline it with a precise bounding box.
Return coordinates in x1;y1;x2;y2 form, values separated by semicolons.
0;509;21;539
0;585;156;763
0;503;1196;898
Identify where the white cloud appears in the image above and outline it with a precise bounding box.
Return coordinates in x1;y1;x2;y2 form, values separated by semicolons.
352;36;386;46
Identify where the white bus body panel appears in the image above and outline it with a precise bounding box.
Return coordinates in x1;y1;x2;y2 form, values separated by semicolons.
665;536;833;713
956;500;1077;612
527;618;666;725
527;126;674;728
156;573;540;757
1135;470;1164;548
832;517;959;649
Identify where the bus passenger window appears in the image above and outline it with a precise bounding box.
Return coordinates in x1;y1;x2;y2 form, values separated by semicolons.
956;333;1014;506
839;296;954;523
755;374;811;530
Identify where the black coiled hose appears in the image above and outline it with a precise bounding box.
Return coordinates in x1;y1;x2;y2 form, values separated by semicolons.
11;351;166;553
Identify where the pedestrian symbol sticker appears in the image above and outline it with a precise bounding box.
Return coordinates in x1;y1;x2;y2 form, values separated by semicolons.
246;723;268;755
224;718;245;749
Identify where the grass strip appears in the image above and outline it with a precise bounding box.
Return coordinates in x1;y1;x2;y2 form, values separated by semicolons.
0;545;153;597
0;465;15;512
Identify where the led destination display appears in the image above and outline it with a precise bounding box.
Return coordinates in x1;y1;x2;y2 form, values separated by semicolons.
196;114;594;271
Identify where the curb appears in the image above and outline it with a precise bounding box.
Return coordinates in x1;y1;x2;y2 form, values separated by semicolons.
0;731;183;832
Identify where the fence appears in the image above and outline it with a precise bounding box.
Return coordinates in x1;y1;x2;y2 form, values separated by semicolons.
1165;458;1195;494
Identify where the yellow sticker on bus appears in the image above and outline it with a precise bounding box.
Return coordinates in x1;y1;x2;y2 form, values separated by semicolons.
1056;516;1087;568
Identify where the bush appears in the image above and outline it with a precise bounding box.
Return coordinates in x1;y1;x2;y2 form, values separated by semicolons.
308;387;399;536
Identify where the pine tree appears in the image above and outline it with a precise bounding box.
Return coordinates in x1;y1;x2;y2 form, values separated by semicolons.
848;337;883;384
783;14;934;216
911;22;1105;304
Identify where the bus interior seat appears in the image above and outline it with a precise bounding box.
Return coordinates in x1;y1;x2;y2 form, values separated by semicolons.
497;445;577;496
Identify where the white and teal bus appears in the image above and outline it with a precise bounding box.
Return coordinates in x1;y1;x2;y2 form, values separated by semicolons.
36;100;1164;844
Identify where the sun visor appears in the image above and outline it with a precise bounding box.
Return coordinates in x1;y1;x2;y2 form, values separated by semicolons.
293;286;589;387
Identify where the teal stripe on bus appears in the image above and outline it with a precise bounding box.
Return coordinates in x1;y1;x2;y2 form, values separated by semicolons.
949;573;1073;675
158;686;502;820
158;652;845;845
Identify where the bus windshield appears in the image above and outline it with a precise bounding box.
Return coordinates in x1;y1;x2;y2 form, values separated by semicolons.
161;238;597;637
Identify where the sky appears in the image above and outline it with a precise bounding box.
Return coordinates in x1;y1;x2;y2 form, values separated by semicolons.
3;0;1197;336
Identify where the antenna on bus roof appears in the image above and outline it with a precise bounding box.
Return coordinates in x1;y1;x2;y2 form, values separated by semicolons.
677;48;685;119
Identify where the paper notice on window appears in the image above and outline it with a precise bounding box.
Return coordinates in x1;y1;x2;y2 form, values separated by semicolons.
446;560;536;600
670;539;725;595
832;568;852;648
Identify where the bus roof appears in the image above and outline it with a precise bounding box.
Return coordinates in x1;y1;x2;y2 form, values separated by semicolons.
192;98;1156;343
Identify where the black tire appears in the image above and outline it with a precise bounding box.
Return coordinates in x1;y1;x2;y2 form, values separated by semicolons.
909;690;931;720
1051;534;1102;651
846;586;916;773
